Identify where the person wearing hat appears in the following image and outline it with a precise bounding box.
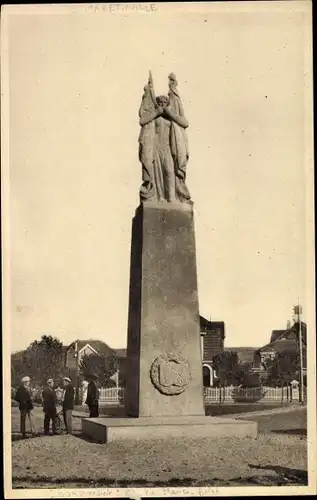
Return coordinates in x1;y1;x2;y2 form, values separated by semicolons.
85;374;99;418
42;378;58;435
14;376;34;438
62;377;74;434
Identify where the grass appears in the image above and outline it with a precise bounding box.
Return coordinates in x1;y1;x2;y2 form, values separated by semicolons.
10;406;307;489
206;402;293;417
235;408;307;435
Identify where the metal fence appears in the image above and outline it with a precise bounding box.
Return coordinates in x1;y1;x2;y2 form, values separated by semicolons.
80;385;306;406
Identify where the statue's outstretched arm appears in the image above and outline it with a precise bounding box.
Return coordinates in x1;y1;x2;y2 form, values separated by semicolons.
164;107;189;129
139;108;161;126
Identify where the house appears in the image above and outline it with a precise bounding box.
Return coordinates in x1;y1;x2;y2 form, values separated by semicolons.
65;340;127;385
111;317;225;388
253;321;307;377
203;346;260;387
65;340;116;370
224;347;259;364
200;318;225;387
112;348;127;386
66;316;226;388
114;348;127;358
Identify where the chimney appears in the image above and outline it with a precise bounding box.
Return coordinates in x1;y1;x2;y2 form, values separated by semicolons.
293;304;302;324
286;320;291;330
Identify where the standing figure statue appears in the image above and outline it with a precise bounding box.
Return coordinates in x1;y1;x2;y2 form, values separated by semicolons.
138;72;191;203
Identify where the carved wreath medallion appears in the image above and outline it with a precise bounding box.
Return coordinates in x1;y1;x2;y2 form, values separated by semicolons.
150;353;191;395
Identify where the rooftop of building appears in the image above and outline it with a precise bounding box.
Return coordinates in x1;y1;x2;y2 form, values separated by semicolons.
66;339;118;357
224;346;259;363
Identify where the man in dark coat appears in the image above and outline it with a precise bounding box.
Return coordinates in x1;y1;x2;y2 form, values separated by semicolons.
85;374;99;418
14;376;34;438
62;377;74;434
42;378;58;435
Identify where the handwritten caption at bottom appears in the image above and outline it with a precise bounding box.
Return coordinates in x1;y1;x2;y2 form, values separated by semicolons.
88;4;158;14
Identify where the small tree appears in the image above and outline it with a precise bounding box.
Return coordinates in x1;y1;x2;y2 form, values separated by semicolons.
212;351;239;403
21;335;64;386
233;361;260;387
11;350;27;389
79;352;117;386
263;350;300;390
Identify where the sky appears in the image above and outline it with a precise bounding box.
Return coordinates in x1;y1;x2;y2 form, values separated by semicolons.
4;2;313;353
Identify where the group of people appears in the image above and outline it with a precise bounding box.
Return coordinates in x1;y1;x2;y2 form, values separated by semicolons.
14;373;99;438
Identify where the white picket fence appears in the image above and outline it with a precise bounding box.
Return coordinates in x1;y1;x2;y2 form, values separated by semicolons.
99;387;124;403
81;386;124;405
203;385;305;403
81;385;306;406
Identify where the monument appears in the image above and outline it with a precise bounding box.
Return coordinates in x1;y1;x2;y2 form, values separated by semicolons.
82;72;257;441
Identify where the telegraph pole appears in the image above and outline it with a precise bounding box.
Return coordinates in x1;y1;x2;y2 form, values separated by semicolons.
293;303;304;404
75;340;80;405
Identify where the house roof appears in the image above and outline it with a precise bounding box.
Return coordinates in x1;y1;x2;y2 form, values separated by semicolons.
67;339;116;357
257;322;307;354
270;330;285;343
224;347;258;363
114;348;127;358
200;317;225;337
268;339;298;353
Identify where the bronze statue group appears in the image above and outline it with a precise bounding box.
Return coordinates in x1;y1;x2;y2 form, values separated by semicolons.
13;373;99;438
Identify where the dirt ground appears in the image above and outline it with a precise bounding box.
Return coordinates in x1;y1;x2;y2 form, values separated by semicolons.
10;406;307;488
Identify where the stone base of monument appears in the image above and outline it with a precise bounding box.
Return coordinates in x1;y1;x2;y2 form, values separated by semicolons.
84;202;258;444
81;416;257;443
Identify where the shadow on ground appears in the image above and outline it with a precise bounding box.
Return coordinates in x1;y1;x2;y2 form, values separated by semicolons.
271;428;307;436
12;465;308;488
248;464;308;485
12;431;83;442
205;404;286;417
12;476;219;488
12;433;42;442
12;474;307;488
73;432;104;444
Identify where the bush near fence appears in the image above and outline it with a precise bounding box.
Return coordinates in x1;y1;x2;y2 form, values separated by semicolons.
232;386;266;403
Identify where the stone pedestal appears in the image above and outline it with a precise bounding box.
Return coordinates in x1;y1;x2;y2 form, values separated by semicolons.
82;415;257;442
82;201;258;442
125;201;205;417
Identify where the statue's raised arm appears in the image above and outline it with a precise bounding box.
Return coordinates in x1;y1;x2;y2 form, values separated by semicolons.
139;71;161;126
138;71;157;201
